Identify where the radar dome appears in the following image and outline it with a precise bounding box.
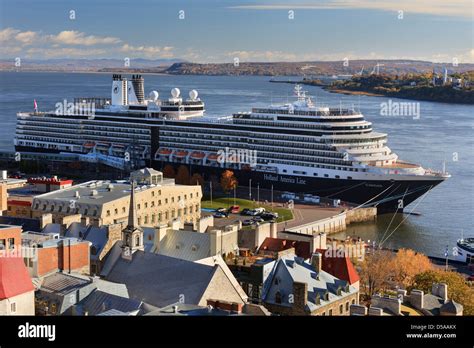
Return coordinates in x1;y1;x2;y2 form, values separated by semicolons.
149;90;159;101
171;88;181;98
189;89;198;100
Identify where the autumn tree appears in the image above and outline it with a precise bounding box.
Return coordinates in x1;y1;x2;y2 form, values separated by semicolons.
220;170;238;193
410;270;474;315
175;165;190;185
162;164;175;178
189;173;204;186
391;249;433;289
359;249;394;299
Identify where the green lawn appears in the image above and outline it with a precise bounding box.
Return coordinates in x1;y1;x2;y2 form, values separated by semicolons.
201;197;293;223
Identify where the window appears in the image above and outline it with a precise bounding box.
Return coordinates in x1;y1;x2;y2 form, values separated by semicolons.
329;309;333;316
275;291;282;304
346;302;349;312
122;207;126;213
137;204;141;210
145;202;148;208
339;304;343;314
115;208;118;215
10;302;16;313
7;238;15;250
106;210;111;216
151;201;155;207
144;215;148;224
0;239;6;250
352;299;356;305
158;200;162;206
151;214;155;223
135;235;140;247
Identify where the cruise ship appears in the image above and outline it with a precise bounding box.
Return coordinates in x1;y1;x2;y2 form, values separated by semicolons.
14;74;449;212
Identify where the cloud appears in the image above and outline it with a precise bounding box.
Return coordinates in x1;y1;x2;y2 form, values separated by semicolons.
119;44;174;59
50;30;121;46
0;28;20;42
230;0;473;18
15;31;40;45
0;27;174;59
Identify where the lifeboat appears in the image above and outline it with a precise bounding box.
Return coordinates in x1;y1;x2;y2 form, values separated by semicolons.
190;151;205;159
158;148;172;156
96;142;111;148
83;142;95;149
207;153;219;161
175;150;188;158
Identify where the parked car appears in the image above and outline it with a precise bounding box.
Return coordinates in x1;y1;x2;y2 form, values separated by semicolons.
252;216;264;223
228;205;240;214
467;274;474;282
242;219;255;226
240;208;251;215
215;207;227;213
261;213;278;221
213;212;228;218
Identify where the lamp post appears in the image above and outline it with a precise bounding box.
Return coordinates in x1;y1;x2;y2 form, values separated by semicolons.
257;183;260;204
249;178;252;200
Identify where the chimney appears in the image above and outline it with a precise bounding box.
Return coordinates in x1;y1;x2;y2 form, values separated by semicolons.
131;75;145;103
270;222;277;238
432;283;448;303
310;252;322;273
409;289;424;310
210;229;222;256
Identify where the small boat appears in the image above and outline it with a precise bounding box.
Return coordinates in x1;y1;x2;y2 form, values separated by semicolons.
158;148;172;155
190;151;205;159
83;142;95;149
207;153;219;161
175;150;188;158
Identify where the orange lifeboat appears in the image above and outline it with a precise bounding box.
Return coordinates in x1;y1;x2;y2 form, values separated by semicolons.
175;150;188;158
83;142;95;148
207;153;219;161
190;151;205;159
158;148;172;155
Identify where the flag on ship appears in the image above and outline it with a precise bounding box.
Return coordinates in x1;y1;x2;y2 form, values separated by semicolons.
34;99;38;111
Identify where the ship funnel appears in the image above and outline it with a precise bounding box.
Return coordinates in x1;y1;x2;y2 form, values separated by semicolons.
131;75;145;103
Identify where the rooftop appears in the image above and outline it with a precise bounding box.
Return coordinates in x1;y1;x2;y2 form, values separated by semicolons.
0;256;34;299
39;272;91;296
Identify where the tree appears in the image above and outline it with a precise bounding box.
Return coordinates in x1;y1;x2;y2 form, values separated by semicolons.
220;170;238;193
175;165;190;185
359;249;394;299
189;173;204;186
391;249;433;289
162;164;175;178
410;270;474;315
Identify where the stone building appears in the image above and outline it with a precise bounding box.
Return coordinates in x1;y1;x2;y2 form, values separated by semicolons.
30;168;202;228
263;253;359;316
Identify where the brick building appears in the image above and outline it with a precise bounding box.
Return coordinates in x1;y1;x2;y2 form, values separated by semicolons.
22;231;90;278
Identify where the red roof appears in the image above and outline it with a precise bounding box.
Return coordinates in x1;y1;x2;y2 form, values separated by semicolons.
316;248;360;285
27;177;73;185
259;238;311;259
0;257;34;299
7;200;32;207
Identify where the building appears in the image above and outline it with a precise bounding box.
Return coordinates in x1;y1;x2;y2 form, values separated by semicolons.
103;251;248;309
0;256;35;315
352;283;463;316
258;237;311;259
26;176;73;193
22;231;91;278
262;253;359;315
316;248;360;290
0;224;22;251
147;220;239;261
30;168;202;228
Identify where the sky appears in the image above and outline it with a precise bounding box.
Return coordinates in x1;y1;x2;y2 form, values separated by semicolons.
0;0;472;63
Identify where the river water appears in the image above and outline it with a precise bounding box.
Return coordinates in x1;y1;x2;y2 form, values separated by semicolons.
0;71;472;257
